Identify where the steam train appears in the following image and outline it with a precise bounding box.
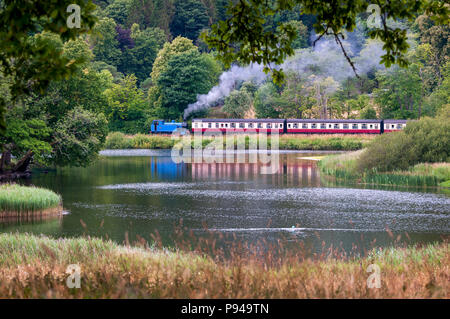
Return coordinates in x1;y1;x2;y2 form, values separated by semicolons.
150;118;407;134
191;119;407;134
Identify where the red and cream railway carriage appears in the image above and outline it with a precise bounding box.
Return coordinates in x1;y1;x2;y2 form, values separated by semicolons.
192;119;285;134
191;118;408;135
286;119;382;134
383;119;407;133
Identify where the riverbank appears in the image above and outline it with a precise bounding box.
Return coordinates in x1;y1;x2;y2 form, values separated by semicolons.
0;233;447;298
0;184;62;219
319;151;450;188
105;132;374;151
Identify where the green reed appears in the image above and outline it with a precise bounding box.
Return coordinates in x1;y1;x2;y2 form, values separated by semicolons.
0;184;61;212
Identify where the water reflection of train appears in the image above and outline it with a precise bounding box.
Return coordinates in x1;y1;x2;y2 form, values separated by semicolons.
191;119;408;134
191;160;322;187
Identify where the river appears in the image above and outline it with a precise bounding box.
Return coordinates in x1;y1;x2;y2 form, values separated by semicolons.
4;149;449;256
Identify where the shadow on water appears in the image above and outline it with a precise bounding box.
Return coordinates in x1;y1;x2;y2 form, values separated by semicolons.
3;149;448;257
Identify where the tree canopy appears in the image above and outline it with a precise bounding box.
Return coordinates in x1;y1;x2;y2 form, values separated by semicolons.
203;0;449;83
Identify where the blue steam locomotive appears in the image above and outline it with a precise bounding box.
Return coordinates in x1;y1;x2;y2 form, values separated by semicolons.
150;120;187;134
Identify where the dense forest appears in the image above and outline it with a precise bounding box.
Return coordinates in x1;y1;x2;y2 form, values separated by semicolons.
0;0;448;174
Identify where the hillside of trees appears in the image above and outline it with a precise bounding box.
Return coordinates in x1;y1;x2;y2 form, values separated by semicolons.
90;0;449;126
0;0;448;176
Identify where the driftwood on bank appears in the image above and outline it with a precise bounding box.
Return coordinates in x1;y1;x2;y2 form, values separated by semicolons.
0;149;34;180
0;170;32;181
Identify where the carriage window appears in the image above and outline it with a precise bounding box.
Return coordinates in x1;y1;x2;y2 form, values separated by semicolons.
258;123;263;128
208;123;212;128
215;123;219;128
267;123;272;128
391;125;395;129
311;124;317;129
248;123;253;128
352;124;358;129
369;124;373;129
274;123;278;128
302;123;308;129
374;124;378;129
230;123;235;128
280;124;283;128
320;123;326;129
239;123;244;128
362;124;367;129
334;124;339;129
343;124;349;129
293;123;298;129
288;124;291;128
397;124;402;129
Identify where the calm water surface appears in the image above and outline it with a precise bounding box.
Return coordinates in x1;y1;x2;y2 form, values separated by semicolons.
4;149;450;255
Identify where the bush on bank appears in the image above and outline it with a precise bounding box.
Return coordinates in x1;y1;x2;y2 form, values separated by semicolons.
319;152;450;187
357;116;449;172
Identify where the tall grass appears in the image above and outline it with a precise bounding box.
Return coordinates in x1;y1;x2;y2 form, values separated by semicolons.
0;233;447;298
104;132;176;149
104;132;373;151
319;151;450;187
0;184;61;213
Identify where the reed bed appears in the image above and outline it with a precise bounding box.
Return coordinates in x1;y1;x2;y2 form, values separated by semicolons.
0;184;62;213
0;233;447;298
319;151;450;188
105;132;373;151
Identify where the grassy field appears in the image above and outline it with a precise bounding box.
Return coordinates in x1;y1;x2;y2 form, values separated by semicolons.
319;151;450;188
0;184;61;214
104;132;374;151
0;233;447;298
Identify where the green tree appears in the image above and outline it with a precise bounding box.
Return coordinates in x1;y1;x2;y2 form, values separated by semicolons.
154;50;221;118
375;64;423;119
285;20;309;49
52;107;108;167
254;83;281;118
124;25;166;82
360;106;377;119
104;75;149;133
222;89;252;118
150;36;198;82
104;0;132;26
0;0;98;133
415;14;450;85
32;39;113;126
0;36;110;175
423;61;450;115
203;0;449;83
91;18;122;67
170;0;210;41
274;72;313;118
127;0;175;36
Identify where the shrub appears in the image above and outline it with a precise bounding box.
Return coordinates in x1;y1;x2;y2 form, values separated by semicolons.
358;116;450;172
104;132;133;149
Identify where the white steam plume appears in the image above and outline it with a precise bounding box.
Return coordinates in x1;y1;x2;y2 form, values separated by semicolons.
183;35;386;119
183;64;267;119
